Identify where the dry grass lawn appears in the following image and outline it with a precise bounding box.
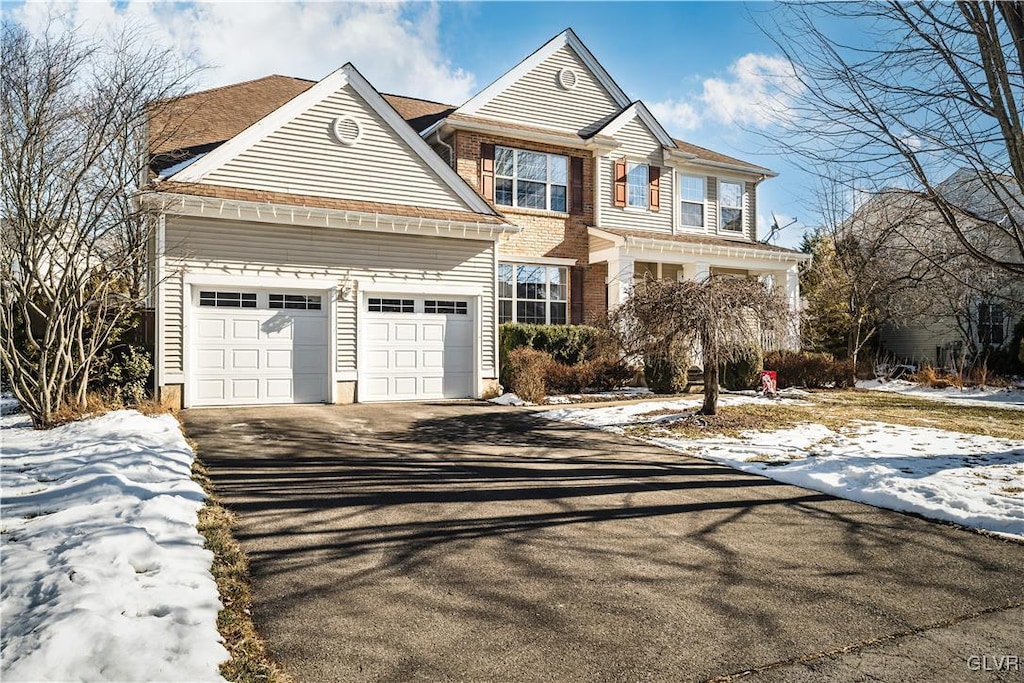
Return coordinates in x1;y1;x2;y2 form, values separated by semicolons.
631;390;1023;441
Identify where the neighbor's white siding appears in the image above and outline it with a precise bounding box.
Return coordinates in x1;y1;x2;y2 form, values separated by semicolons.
880;318;962;366
161;216;497;379
598;117;673;234
202;84;470;212
476;44;622;135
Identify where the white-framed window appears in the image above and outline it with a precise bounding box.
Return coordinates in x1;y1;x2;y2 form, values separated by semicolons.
199;291;257;308
719;180;745;232
424;300;468;315
368;298;414;313
495;146;568;212
626;162;649;209
679;174;705;228
498;263;568;325
269;294;322;310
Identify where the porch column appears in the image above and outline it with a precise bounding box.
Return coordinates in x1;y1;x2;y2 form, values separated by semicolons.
784;266;801;348
606;254;635;310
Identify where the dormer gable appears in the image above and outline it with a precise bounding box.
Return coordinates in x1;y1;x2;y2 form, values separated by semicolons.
457;29;630;137
167;64;496;217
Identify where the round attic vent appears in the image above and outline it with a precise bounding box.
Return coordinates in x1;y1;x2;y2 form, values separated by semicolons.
331;115;362;146
557;67;579;91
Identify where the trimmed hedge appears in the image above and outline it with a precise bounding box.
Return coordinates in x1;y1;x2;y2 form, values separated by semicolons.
764;350;854;389
499;323;601;369
720;346;763;391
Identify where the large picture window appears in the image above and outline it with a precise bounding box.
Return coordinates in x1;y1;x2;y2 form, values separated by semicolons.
626;162;649;208
719;180;744;232
498;263;568;325
679;174;705;228
495;146;568;212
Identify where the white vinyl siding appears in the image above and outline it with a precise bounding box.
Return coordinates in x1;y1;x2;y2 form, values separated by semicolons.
476;44;621;136
746;180;757;240
203;83;470;212
161;216;496;379
598;118;673;233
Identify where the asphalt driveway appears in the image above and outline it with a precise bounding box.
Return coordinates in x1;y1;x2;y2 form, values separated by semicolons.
183;402;1024;682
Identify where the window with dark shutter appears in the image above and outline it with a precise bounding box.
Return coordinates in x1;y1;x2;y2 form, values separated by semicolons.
613;158;627;207
570;266;585;324
480;143;495;201
649;166;661;212
570;157;584;215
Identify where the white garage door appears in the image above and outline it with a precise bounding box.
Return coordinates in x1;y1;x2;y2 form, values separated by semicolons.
361;296;474;401
191;289;329;406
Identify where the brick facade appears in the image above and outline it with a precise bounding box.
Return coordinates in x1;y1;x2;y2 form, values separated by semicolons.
452;130;607;321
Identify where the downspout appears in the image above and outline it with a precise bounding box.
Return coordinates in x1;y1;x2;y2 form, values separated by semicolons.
433;130;455;169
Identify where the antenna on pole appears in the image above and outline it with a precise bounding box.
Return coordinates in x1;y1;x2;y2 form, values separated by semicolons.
762;212;797;244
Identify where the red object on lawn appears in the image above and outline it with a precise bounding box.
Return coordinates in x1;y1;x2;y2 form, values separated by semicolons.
761;371;778;397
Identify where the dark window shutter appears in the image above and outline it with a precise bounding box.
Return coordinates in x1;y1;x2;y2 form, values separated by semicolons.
649;166;661;212
613;158;627;207
480;143;495;201
570;157;584;215
570;266;585;324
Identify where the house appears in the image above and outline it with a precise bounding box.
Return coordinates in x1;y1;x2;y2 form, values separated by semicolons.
842;169;1023;368
144;29;808;407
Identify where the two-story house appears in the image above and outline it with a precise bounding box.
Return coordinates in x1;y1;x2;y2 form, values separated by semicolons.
145;29;808;407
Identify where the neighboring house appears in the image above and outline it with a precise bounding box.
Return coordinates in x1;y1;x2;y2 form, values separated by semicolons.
844;169;1023;367
144;29;808;407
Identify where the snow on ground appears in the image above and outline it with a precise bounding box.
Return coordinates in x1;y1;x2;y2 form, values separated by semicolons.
1;409;228;682
858;379;1024;411
543;397;1024;541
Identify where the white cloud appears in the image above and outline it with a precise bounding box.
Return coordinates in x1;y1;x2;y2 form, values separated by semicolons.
650;53;803;134
9;1;476;103
648;99;701;132
700;53;801;128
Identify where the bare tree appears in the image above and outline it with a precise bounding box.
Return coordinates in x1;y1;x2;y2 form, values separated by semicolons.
1;19;194;428
612;276;790;415
759;1;1024;276
800;175;930;380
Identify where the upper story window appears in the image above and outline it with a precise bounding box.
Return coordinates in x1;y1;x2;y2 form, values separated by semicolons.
719;180;745;232
978;302;1005;345
679;174;705;228
498;263;568;325
627;163;649;209
495;146;568;213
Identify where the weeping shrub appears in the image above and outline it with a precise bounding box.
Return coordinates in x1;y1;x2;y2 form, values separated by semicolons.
720;346;763;390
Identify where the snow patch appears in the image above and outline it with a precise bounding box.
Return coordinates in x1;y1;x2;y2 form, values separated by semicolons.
543;399;1024;540
858;379;1024;411
1;410;228;682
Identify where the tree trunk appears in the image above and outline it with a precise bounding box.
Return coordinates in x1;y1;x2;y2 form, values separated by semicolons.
701;365;720;415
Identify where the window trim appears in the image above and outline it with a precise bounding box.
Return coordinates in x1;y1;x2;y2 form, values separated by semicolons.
198;291;257;308
718;178;746;234
498;262;569;325
367;297;415;313
978;302;1006;346
626;162;650;209
677;172;706;230
494;145;569;213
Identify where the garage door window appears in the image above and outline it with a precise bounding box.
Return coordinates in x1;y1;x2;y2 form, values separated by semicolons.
424;300;468;315
199;291;257;308
368;297;415;313
269;294;322;310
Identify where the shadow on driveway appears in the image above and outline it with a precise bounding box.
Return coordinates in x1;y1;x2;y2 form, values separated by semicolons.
184;403;1024;683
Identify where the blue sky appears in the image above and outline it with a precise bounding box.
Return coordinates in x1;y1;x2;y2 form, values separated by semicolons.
10;1;816;247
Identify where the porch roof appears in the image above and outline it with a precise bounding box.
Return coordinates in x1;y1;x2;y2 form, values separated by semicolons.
589;227;811;264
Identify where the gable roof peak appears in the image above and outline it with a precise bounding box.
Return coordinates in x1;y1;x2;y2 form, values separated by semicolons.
456;27;630;115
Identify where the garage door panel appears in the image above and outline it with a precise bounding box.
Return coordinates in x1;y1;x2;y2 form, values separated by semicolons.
231;378;260;400
197;349;226;370
394;323;418;342
232;349;260;369
393;376;418;396
394;350;418;369
294;349;327;373
421;350;443;368
294;376;326;403
265;348;292;370
421;324;444;342
421;376;444;395
196;379;226;401
366;322;390;342
265;378;292;400
197;318;227;340
232;319;261;341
